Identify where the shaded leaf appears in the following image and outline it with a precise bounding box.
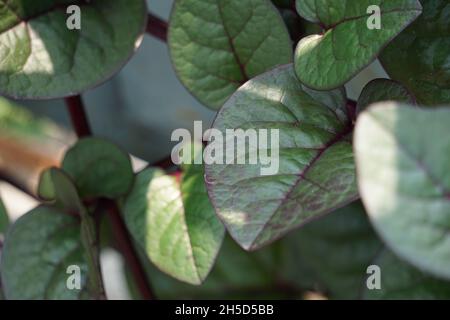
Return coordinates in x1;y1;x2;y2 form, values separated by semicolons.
0;206;90;299
124;164;225;285
363;250;450;299
204;64;357;250
0;0;147;99
294;0;422;90
62;138;134;199
356;78;416;114
289;201;383;299
355;102;450;280
168;0;293;110
380;0;450;106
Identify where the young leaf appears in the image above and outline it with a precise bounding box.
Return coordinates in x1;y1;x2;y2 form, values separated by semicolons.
168;0;293;110
1;206;90;299
204;64;358;250
0;197;9;234
123;165;225;285
355;102;450;280
294;0;422;90
290;201;383;299
0;0;147;99
380;0;450;106
62;138;134;199
363;250;450;299
356;78;416;114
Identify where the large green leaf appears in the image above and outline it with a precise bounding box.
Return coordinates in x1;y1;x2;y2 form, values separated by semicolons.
356;78;416;114
123;165;225;285
62;138;134;200
0;206;91;299
168;0;293;110
204;64;357;250
0;0;147;99
290;201;383;299
294;0;422;90
363;250;450;299
355;102;450;280
380;0;450;106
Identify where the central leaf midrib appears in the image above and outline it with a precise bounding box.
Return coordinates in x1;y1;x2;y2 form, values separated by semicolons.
250;122;353;248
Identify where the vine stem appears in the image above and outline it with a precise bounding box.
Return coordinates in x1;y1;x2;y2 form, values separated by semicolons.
64;95;155;300
146;12;168;42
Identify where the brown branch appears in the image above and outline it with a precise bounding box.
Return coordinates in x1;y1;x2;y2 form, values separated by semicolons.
147;12;168;42
101;199;155;300
65;95;92;137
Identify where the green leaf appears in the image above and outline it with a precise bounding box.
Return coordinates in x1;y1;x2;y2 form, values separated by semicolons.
62;138;134;199
0;206;91;299
355;102;450;280
168;0;293;110
294;0;422;90
123;164;225;285
380;0;450;106
363;250;450;299
291;201;383;299
0;197;9;234
204;64;357;250
0;0;147;99
356;78;416;114
36;167;105;298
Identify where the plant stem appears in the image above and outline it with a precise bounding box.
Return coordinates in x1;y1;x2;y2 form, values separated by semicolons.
65;95;156;300
147;12;168;42
65;95;92;137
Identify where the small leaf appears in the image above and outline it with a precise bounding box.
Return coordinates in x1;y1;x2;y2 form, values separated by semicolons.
168;0;293;110
380;0;450;106
356;78;416;114
355;102;450;280
290;201;383;299
205;64;358;250
0;197;9;234
0;0;147;99
1;206;90;299
62;138;134;199
124;162;225;285
294;0;422;90
363;250;450;299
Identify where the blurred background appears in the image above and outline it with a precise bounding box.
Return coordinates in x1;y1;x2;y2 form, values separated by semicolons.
0;0;388;299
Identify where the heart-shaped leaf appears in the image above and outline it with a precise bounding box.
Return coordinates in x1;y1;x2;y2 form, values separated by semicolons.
0;197;8;234
291;201;383;299
380;0;450;106
62;138;134;199
294;0;422;90
124;162;225;285
168;0;293;110
0;0;147;99
204;64;358;250
357;78;416;114
363;250;450;299
1;206;91;299
355;102;450;280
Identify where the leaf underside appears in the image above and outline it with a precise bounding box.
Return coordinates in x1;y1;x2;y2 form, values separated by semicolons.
355;102;450;280
168;0;293;110
0;0;147;99
294;0;422;90
205;64;358;250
